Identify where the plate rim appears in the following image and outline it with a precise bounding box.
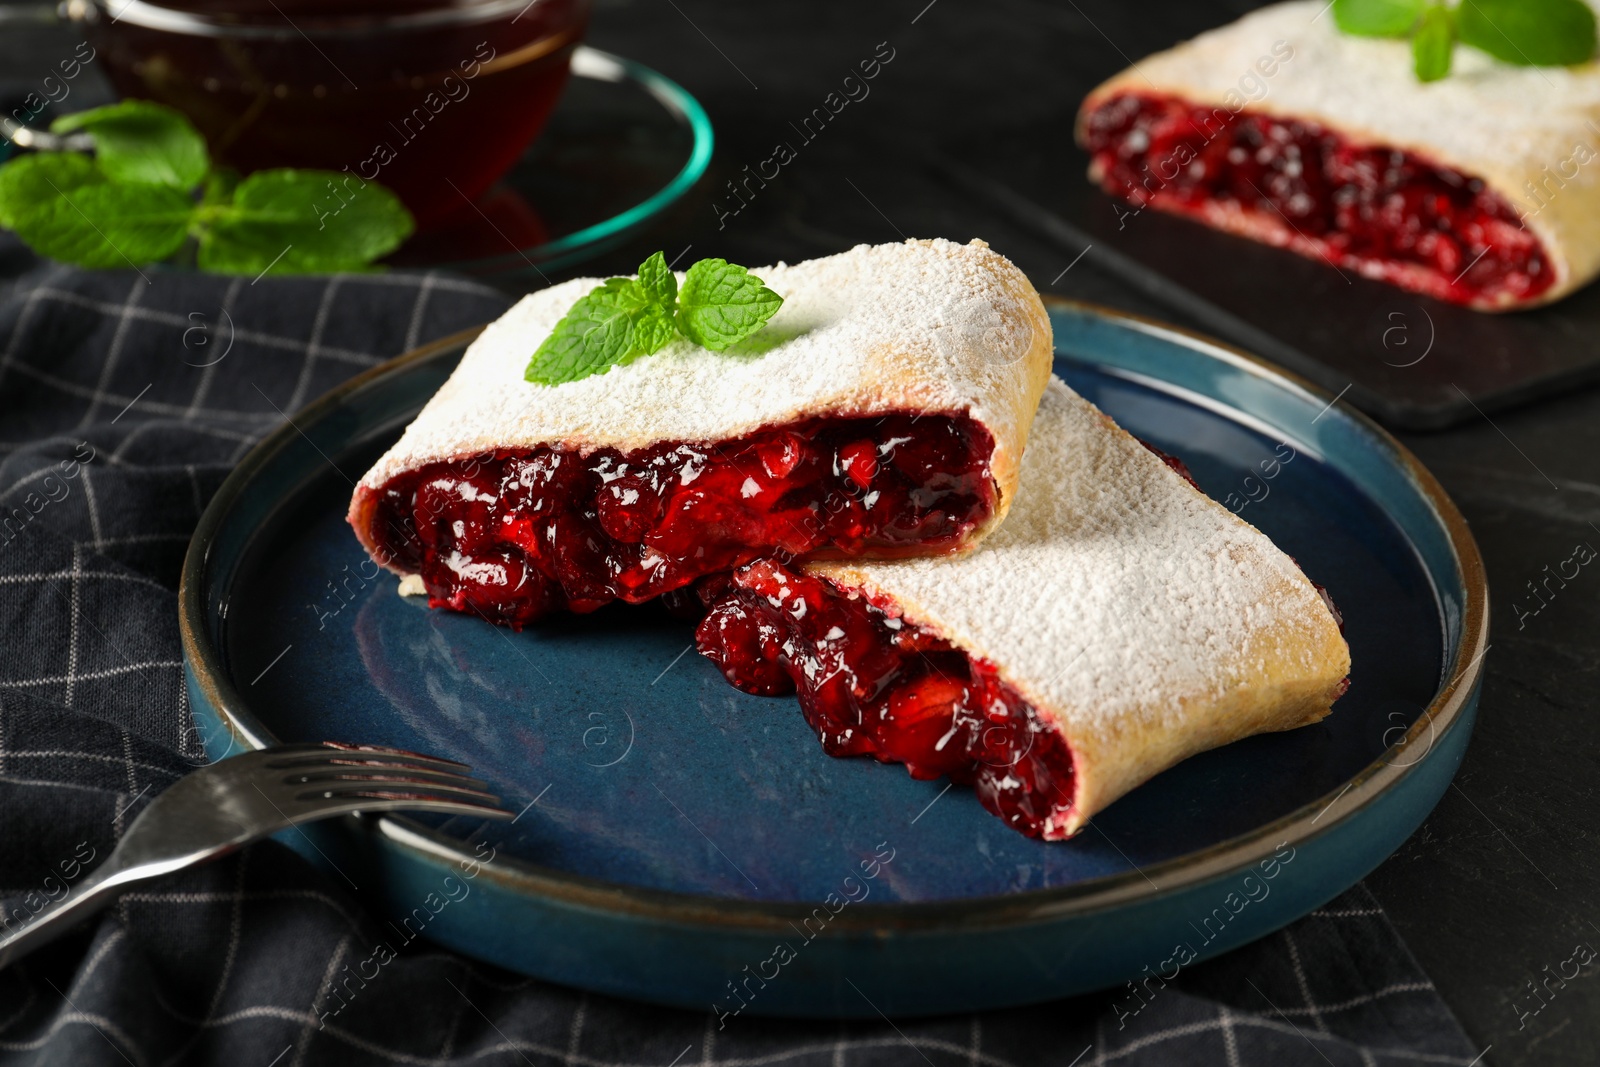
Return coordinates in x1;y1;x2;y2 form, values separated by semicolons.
179;295;1488;933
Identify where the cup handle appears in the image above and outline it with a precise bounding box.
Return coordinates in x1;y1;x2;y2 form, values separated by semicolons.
0;1;97;152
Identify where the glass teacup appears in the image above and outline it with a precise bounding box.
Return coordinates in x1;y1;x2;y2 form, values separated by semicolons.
67;0;591;229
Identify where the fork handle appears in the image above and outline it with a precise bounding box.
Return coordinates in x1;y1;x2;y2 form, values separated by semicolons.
0;863;141;971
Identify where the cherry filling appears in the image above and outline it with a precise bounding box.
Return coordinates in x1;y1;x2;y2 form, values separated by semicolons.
364;413;997;628
695;559;1078;839
1080;93;1553;308
1141;439;1199;490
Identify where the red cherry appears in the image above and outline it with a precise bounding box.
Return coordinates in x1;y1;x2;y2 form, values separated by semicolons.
692;560;1079;839
836;440;879;489
366;415;997;625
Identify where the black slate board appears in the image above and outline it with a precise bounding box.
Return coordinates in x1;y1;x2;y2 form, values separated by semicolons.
935;107;1600;431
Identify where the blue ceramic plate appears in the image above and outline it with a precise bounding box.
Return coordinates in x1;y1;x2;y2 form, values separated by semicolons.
180;298;1487;1018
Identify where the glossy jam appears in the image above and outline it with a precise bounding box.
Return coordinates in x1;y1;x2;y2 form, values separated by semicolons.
1080;93;1552;307
1142;439;1199;489
367;413;997;627
695;559;1077;839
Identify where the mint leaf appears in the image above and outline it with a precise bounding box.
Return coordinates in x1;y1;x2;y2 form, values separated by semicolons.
202;166;241;206
676;259;783;351
631;252;677;355
51;101;208;190
1412;6;1456;80
1458;0;1596;66
0;152;193;268
523;252;787;385
525;278;649;384
636;250;677;306
196;168;414;274
1334;0;1425;36
633;303;677;356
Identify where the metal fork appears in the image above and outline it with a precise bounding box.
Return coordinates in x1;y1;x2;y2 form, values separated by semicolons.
0;742;511;970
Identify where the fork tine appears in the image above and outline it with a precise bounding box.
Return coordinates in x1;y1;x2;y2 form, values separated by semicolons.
319;741;471;768
285;768;491;791
279;759;486;784
293;781;503;806
284;777;489;799
264;745;469;773
330;797;515;820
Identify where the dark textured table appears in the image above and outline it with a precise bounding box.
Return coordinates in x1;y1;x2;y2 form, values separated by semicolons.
3;1;1596;1064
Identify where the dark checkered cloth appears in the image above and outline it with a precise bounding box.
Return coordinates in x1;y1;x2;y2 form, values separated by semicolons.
0;238;1482;1065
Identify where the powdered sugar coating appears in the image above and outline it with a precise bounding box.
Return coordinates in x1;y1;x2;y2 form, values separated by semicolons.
351;239;1053;563
1079;0;1600;307
810;378;1350;837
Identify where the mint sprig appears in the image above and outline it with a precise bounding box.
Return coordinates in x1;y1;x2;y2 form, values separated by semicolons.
525;253;784;386
1457;0;1597;66
676;258;786;351
0;100;414;274
198;169;414;273
50;101;208;189
1333;0;1596;79
1335;0;1430;37
1412;6;1456;81
0;153;194;268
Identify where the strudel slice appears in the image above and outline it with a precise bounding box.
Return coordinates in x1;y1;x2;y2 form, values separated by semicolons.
350;239;1053;627
1076;1;1600;310
696;377;1350;839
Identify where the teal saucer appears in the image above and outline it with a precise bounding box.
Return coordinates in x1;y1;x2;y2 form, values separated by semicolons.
389;46;713;279
180;298;1487;1017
